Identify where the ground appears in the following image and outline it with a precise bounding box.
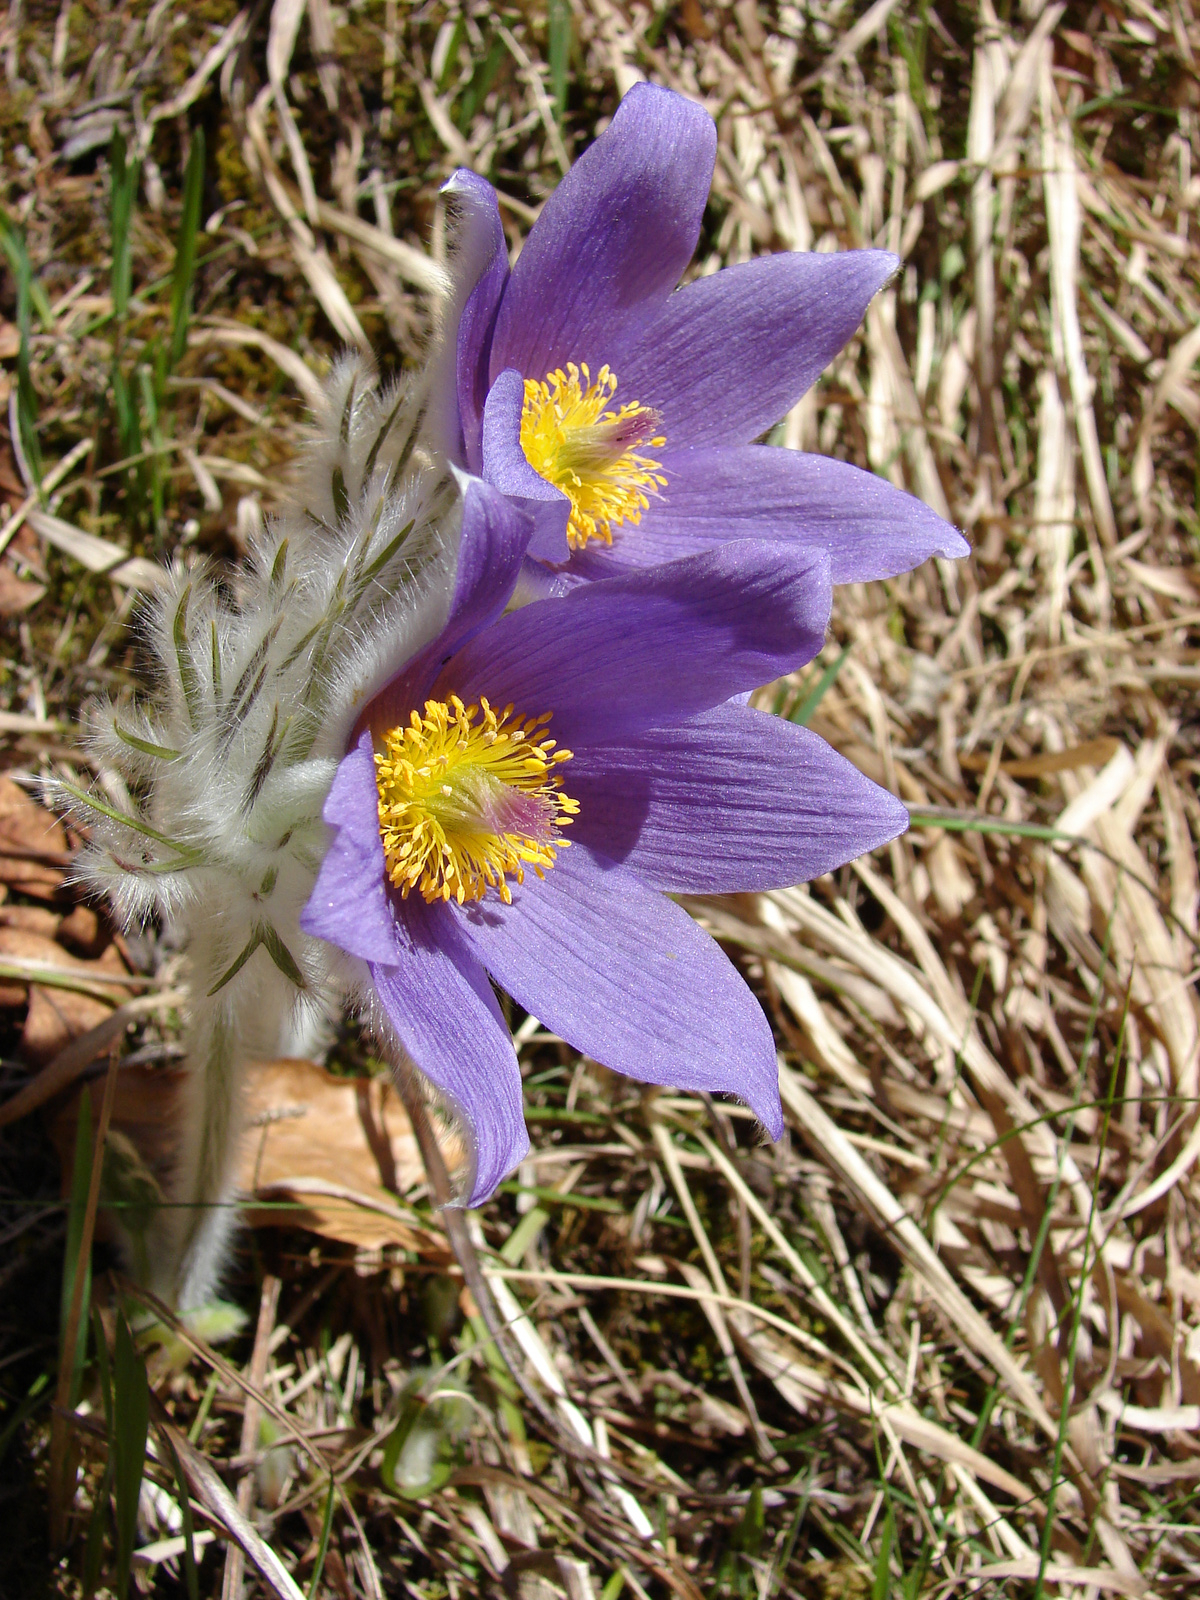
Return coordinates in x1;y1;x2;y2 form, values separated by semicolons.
1;0;1199;1596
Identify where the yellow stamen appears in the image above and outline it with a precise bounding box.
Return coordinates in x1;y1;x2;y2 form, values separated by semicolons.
520;361;667;552
375;695;578;907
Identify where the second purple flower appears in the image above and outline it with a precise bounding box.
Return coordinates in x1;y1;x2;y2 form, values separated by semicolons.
446;82;968;588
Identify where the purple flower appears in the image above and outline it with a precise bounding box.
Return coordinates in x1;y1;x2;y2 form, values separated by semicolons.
444;83;969;587
301;482;907;1204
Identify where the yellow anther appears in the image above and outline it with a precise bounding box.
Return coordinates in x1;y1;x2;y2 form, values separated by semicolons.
375;696;577;906
520;362;667;552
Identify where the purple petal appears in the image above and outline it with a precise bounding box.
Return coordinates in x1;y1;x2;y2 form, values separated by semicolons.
609;251;897;448
568;447;968;583
440;474;532;650
364;474;532;730
435;542;832;747
489;84;716;381
567;703;909;890
481;369;571;562
371;896;529;1206
301;732;396;965
444;170;510;471
452;845;782;1136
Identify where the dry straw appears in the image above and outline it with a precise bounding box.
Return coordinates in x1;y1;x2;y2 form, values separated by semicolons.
1;0;1198;1595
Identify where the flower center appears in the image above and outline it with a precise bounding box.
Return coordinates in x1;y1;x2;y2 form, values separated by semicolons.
520;362;667;552
375;695;577;906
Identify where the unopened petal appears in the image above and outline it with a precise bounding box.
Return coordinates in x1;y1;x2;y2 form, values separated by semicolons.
443;170;510;469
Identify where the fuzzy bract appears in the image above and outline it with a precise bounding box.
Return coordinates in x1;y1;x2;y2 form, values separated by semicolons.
445;82;969;590
65;361;465;1305
300;487;909;1205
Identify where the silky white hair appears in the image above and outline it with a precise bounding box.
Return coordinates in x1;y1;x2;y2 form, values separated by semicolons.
62;358;465;1307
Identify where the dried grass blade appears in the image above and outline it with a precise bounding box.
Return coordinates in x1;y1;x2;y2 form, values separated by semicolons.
777;1062;1057;1438
159;1420;305;1600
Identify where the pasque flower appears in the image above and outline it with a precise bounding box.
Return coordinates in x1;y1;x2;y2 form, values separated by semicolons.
445;82;968;586
300;481;908;1203
67;87;969;1301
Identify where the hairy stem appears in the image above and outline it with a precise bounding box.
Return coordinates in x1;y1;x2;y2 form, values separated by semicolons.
147;961;298;1309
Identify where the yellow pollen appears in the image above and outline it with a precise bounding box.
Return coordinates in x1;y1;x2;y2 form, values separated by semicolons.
375;695;578;907
520;362;667;552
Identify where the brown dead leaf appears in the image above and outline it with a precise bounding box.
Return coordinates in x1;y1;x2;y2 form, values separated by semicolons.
0;778;70;898
49;1057;453;1256
0;566;46;617
0;904;61;937
0;908;61;1004
0;927;70;996
239;1058;451;1251
680;0;714;39
0;321;18;361
0;444;26;498
0;928;129;1061
6;524;46;580
24;986;117;1063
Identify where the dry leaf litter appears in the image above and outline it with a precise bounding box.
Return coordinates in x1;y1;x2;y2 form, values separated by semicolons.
1;0;1199;1596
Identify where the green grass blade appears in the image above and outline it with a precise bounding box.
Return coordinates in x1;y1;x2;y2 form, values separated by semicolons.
789;643;851;726
112;1314;150;1600
0;207;52;325
307;1475;337;1599
92;1305;113;1434
436;15;466;91
60;1088;94;1410
456;31;506;133
548;0;572;121
137;360;166;540
188;1371;219;1445
872;1503;895;1600
169;128;206;372
731;1483;765;1557
0;207;45;486
1033;900;1125;1600
158;1425;201;1600
0;1372;50;1466
906;809;1077;843
109;130;140;320
644;4;671;47
111;362;143;502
